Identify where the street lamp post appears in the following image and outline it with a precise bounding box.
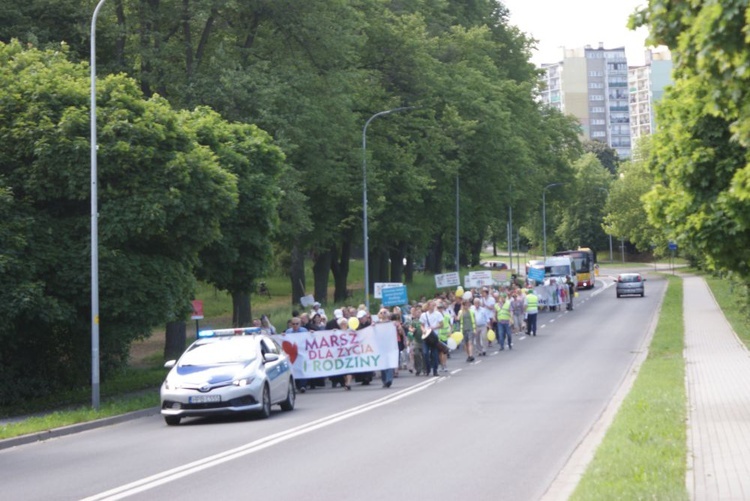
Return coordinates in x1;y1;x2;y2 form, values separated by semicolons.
362;106;415;311
455;174;460;273
542;183;563;261
89;0;108;410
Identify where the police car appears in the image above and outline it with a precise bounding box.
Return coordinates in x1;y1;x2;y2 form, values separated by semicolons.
160;328;295;425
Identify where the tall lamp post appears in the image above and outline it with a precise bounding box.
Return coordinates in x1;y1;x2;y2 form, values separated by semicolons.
542;183;563;261
455;174;460;273
597;187;614;263
362;106;415;311
89;0;108;410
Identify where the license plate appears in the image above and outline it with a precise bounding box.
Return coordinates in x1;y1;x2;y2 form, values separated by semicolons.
189;395;221;404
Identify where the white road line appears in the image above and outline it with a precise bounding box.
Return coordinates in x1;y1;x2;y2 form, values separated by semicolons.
82;380;438;501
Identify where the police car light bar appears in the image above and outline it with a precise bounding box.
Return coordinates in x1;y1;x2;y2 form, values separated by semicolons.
198;327;262;338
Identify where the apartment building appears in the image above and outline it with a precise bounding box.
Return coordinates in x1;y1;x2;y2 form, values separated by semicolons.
540;44;631;159
628;49;673;145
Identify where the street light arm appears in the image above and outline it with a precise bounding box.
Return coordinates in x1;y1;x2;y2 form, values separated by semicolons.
361;105;418;311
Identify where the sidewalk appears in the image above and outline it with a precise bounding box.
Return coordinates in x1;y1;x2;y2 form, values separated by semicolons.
684;275;750;500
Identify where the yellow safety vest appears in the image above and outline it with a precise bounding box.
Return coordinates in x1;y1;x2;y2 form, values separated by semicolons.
526;293;538;312
497;300;511;321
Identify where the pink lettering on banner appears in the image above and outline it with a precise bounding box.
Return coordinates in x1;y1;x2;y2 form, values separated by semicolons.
274;324;398;379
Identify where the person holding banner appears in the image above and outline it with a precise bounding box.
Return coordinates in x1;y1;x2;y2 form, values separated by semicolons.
285;317;310;392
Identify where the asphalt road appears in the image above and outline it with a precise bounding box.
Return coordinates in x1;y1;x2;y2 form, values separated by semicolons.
0;269;666;501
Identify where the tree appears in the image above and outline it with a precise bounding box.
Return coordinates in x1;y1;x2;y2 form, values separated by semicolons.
583;139;620;175
634;1;750;277
555;153;613;251
603;137;665;254
188;107;285;326
0;41;237;402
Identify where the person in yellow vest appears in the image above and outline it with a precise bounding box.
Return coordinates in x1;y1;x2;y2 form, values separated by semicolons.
496;294;513;350
525;288;539;336
458;299;476;362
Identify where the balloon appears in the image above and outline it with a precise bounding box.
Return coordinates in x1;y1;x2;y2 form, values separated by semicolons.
456;287;465;296
450;331;464;345
447;338;458;351
462;291;473;302
347;317;359;330
487;329;496;342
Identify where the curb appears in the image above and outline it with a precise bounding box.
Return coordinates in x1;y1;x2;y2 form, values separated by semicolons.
0;407;160;451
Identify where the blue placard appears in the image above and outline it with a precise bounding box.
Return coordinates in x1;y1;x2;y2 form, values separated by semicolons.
668;241;677;251
528;267;545;283
381;285;408;307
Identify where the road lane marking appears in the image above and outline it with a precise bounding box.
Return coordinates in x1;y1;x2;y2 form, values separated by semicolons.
82;379;439;501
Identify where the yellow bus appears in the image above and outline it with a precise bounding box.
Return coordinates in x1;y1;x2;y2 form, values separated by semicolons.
552;248;596;289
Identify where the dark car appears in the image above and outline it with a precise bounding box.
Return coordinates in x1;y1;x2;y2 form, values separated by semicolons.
481;260;509;270
616;273;646;298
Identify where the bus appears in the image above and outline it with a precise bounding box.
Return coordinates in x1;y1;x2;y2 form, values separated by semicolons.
553;248;596;289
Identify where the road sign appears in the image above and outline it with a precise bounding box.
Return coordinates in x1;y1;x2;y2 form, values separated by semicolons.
381;285;408;307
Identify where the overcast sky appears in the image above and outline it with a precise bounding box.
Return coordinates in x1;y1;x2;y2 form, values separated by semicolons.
500;0;651;66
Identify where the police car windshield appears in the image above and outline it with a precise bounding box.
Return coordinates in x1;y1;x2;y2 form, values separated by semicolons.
179;338;258;366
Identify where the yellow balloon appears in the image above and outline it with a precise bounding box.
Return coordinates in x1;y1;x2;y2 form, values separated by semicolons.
487;329;496;342
450;331;464;344
456;287;465;296
347;317;360;330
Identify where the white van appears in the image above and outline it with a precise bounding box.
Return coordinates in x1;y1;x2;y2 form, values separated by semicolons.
544;256;577;283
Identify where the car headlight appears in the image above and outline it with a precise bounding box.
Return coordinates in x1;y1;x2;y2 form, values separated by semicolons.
233;377;256;387
163;380;179;390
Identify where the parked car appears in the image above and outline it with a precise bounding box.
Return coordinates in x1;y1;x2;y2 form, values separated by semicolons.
160;328;295;425
481;260;509;270
616;273;646;298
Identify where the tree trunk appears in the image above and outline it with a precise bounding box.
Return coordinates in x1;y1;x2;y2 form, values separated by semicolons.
331;239;351;302
404;250;414;284
164;321;186;361
389;242;406;283
290;244;306;305
232;291;251;327
377;249;390;283
312;250;331;305
426;234;444;274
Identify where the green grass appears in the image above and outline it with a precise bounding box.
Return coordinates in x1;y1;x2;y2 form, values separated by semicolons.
0;392;159;440
703;275;750;349
570;274;688;501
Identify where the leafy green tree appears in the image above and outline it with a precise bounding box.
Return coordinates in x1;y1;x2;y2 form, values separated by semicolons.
554;153;613;251
634;1;750;277
187;107;285;326
603;137;665;254
0;42;236;402
583;139;620;175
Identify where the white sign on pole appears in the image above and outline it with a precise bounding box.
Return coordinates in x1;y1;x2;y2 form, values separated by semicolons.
374;282;403;299
435;272;460;289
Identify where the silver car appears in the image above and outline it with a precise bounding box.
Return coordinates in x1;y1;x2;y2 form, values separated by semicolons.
616;273;646;298
160;328;295;425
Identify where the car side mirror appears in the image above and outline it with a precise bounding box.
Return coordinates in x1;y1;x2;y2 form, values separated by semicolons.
263;353;280;363
164;360;176;369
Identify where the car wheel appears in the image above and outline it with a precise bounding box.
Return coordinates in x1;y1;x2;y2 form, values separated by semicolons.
279;378;296;411
258;384;272;419
164;415;181;426
641;292;645;297
616;293;621;298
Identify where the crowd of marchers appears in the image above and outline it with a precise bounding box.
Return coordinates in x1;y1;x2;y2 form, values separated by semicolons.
254;275;576;392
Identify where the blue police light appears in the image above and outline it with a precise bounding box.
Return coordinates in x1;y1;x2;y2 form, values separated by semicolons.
198;327;261;338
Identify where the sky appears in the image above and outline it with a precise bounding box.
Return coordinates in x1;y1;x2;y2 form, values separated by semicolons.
500;0;652;66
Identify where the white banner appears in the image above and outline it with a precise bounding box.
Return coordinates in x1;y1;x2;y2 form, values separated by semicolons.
435;272;460;288
374;282;403;299
273;322;399;379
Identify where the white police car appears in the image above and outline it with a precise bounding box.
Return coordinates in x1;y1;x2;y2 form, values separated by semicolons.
160;328;295;425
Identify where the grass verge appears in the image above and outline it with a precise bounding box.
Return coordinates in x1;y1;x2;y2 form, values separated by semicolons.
570;274;688;500
703;275;750;349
